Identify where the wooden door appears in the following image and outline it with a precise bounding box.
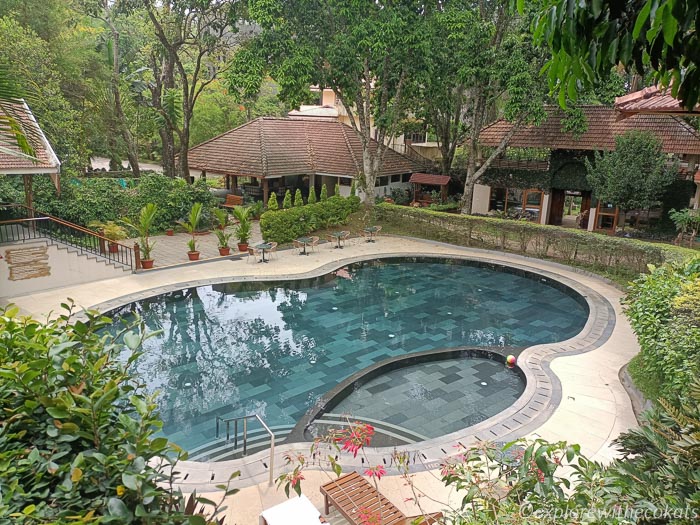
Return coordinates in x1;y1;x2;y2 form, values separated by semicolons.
548;189;565;225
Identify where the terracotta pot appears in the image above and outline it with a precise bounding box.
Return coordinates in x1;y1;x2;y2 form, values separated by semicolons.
141;259;155;269
218;246;231;256
108;242;119;253
237;243;249;252
187;251;200;261
166;229;174;236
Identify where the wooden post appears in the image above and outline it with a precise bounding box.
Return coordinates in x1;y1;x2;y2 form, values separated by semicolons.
262;178;269;205
225;174;231;190
200;170;207;180
134;243;141;270
441;184;447;203
98;231;106;254
232;175;239;192
23;174;34;216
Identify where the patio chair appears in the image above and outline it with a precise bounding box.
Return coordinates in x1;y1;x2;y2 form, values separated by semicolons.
293;239;304;254
268;241;278;259
308;236;319;252
320;471;442;525
340;231;351;247
246;247;260;263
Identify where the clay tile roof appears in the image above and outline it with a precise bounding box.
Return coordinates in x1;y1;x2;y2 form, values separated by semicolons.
0;100;60;174
187;117;418;178
615;86;700;116
479;106;700;155
409;173;451;186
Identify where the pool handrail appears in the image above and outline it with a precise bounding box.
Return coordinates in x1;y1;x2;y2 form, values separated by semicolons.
215;413;275;486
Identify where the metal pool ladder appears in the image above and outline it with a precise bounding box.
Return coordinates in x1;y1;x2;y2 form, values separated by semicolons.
215;414;275;486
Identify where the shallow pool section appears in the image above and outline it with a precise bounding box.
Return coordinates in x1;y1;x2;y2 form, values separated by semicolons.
311;356;525;446
109;258;588;458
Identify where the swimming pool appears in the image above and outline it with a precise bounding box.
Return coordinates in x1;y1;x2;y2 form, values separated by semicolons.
109;257;588;458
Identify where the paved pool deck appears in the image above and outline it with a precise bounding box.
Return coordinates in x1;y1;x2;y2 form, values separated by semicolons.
3;235;640;524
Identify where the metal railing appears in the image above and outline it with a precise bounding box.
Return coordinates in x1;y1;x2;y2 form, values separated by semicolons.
0;203;135;271
215;414;275;486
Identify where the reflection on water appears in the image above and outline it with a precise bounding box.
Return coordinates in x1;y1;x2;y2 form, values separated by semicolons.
109;259;588;451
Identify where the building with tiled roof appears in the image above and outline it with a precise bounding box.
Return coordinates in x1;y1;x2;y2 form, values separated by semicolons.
0;100;60;208
615;86;700;118
187;116;420;203
475;105;700;229
479;106;700;155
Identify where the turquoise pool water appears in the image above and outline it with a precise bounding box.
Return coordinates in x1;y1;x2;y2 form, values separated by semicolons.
110;258;588;455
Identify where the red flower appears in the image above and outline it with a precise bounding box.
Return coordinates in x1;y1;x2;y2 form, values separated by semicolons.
364;465;386;480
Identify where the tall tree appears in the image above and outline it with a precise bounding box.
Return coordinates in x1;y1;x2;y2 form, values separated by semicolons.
81;0;141;176
229;0;425;204
585;130;677;228
446;2;547;214
134;0;245;180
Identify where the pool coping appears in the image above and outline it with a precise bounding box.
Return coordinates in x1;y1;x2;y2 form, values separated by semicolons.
87;250;616;491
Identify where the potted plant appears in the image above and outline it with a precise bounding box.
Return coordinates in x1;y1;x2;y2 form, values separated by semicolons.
232;205;252;252
213;208;229;230
178;202;203;261
89;221;128;253
215;229;233;256
122;203;158;269
166;227;175;236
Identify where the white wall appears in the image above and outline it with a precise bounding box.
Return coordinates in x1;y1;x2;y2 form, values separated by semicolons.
693;183;700;210
1;241;127;297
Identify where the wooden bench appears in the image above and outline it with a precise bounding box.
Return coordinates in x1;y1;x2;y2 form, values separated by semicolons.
221;194;243;209
320;472;441;524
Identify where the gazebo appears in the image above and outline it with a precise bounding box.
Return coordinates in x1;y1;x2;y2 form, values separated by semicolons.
408;172;450;205
186;116;419;204
0;100;60;213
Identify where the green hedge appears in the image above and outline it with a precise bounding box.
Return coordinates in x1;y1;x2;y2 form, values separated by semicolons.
260;195;361;243
623;257;700;400
1;174;217;232
375;203;694;280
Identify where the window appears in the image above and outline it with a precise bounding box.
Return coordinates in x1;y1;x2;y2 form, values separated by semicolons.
374;176;389;187
402;173;412;183
391;174;400;183
405;131;427;143
339;178;351;186
489;187;543;221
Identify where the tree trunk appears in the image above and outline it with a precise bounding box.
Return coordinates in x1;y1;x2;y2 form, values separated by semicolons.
159;52;178;179
108;23;140;177
460;121;521;214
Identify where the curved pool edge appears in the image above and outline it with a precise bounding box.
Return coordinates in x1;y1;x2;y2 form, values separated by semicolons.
87;250;616;490
285;345;526;444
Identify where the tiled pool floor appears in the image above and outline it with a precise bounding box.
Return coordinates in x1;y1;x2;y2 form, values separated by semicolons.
328;357;524;440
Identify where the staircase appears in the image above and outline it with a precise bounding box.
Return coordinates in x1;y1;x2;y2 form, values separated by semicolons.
0;204;136;271
187;423;294;462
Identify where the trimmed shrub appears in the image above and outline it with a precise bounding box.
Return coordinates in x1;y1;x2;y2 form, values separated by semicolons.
260;195;361;243
320;184;328;201
350;179;356;197
294;188;303;207
624;257;700;400
375;203;694;279
267;191;279;210
282;189;292;209
308;187;317;204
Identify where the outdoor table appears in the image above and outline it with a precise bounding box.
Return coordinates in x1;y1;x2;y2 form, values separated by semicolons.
330;231;348;249
256;242;272;263
297;236;312;255
363;225;380;242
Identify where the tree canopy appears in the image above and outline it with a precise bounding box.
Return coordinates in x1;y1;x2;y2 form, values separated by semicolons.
585;130;677;214
534;0;699;110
